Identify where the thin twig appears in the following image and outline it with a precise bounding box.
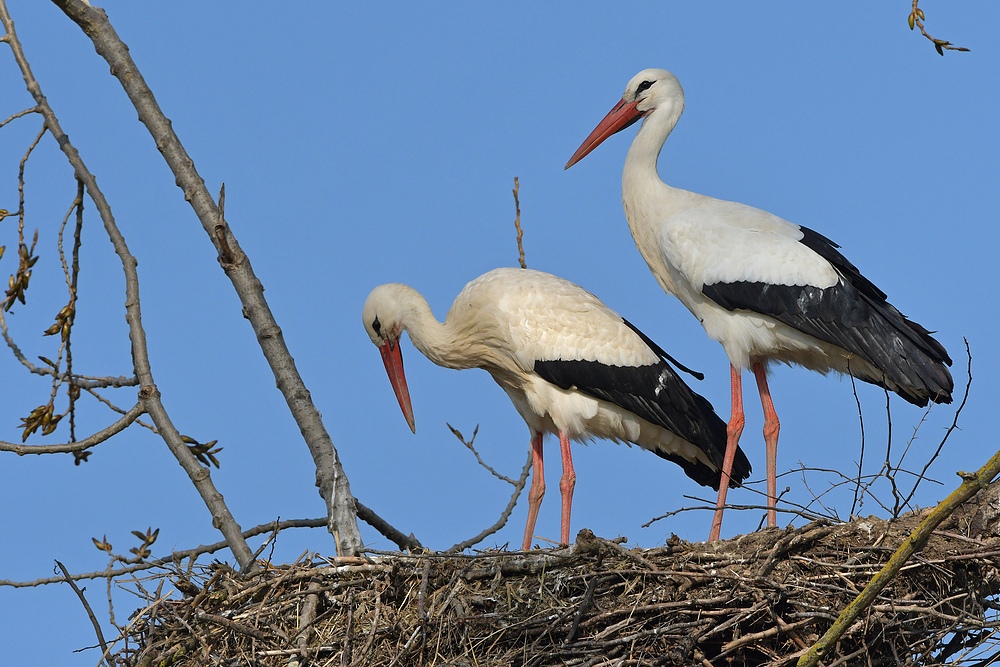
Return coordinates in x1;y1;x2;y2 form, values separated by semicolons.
848;362;864;518
513;177;525;269
901;339;972;510
447;450;532;553
908;1;970;55
54;560;109;666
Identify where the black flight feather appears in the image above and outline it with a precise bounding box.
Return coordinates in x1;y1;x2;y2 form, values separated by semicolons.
701;225;953;406
532;354;750;491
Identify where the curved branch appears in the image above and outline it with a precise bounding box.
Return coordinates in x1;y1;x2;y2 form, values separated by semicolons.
0;1;255;569
0;517;329;588
0;400;143;455
50;0;362;556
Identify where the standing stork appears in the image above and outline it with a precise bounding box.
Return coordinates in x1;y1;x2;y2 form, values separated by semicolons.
363;268;750;550
565;68;953;540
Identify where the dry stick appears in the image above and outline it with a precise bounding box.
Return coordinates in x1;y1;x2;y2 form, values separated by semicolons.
446;450;532;553
848;363;865;518
54;560;109;666
513;177;525;269
902;340;973;510
356;499;423;552
1;0;256;568
797;449;1000;667
51;0;363;556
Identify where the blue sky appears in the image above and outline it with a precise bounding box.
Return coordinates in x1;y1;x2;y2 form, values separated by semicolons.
1;2;996;663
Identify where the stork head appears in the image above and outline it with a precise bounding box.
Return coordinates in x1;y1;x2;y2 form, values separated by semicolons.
363;284;416;433
565;68;684;169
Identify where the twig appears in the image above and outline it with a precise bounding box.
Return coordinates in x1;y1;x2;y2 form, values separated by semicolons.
0;400;144;455
513;177;525;269
0;517;328;588
355;499;423;552
54;560;109;666
196;610;269;641
901;339;972;510
908;1;970;55
848;363;864;517
447;449;532;553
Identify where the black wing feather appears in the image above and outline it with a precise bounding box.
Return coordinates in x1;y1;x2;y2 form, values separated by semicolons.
533;356;750;490
701;225;953;406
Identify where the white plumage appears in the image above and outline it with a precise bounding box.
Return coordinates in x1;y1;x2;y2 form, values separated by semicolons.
566;68;953;540
363;267;749;550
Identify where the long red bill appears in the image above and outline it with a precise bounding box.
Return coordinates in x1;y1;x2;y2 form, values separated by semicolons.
379;341;415;433
565;98;644;169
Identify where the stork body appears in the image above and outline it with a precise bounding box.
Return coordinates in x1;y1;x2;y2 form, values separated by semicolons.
363;268;750;550
566;69;953;540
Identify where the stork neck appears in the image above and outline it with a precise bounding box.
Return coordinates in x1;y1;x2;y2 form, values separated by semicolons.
400;294;477;371
622;104;681;199
621;106;685;298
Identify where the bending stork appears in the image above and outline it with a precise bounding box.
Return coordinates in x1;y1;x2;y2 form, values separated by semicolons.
565;68;953;540
363;267;750;550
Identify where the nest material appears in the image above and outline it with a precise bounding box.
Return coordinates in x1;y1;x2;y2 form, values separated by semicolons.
125;513;1000;667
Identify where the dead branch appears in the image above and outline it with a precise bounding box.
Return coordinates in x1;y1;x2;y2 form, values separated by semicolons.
442;425;532;553
513;177;525;268
50;0;362;556
54;559;110;666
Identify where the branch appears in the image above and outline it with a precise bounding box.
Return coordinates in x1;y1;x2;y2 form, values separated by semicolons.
447;449;532;553
798;449;1000;666
0;400;143;454
355;500;423;552
2;0;256;569
512;177;525;269
908;1;970;55
54;560;109;666
49;0;362;556
0;517;330;588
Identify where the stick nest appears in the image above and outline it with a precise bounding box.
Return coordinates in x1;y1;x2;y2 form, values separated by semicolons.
124;513;1000;666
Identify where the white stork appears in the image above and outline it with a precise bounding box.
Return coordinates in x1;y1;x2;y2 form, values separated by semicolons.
565;68;953;540
363;267;751;550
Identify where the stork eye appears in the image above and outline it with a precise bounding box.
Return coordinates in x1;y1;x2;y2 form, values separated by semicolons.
635;80;653;97
372;316;382;335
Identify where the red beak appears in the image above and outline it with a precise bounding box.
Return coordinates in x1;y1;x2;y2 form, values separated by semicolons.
379;341;415;433
565;98;644;169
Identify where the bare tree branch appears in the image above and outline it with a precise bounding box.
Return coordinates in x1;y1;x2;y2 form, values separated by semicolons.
0;517;330;588
0;400;143;454
0;0;256;568
447;450;532;553
49;0;362;556
54;560;109;666
513;177;525;269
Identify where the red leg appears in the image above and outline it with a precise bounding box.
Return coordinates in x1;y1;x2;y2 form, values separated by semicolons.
522;432;545;551
710;364;745;541
752;361;780;528
558;431;576;547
